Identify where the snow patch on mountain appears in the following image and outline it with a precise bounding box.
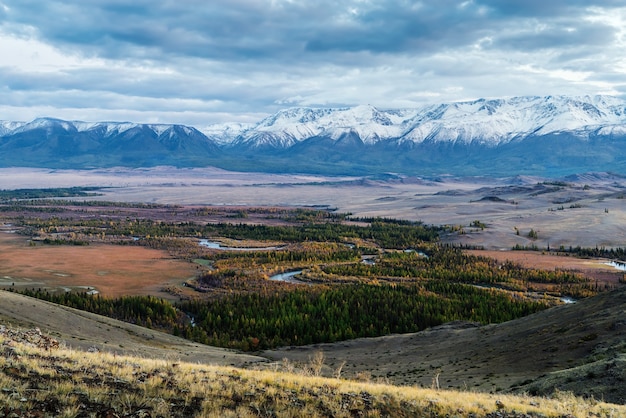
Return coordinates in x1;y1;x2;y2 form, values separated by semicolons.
234;105;413;147
0;121;26;136
72;121;140;137
1;119;206;140
200;122;255;144
12;118;77;134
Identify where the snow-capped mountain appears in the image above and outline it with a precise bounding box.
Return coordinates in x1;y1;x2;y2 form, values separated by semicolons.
403;95;626;145
223;95;626;148
199;122;255;145
9;117;208;141
2;95;626;176
0;117;220;167
232;105;412;148
0;121;26;136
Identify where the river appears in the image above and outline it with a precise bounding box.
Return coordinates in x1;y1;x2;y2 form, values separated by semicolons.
198;239;283;251
268;270;307;284
605;260;626;272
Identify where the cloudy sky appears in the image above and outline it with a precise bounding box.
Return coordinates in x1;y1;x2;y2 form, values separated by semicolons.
1;1;625;127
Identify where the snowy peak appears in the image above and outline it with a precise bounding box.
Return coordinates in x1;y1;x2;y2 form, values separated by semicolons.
397;95;626;145
199;122;255;145
222;95;626;149
0;118;221;167
0;121;25;136
5;95;623;150
234;104;411;147
1;119;208;142
12;117;78;134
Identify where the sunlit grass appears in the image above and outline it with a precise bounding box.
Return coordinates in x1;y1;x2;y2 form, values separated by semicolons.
1;328;625;417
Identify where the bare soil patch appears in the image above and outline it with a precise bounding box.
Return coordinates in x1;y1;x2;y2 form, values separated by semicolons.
0;233;197;299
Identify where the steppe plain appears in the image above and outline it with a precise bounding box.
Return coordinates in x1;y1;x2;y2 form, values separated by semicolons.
1;167;624;251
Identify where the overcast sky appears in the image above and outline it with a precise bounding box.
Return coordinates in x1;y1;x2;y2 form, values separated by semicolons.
1;1;625;127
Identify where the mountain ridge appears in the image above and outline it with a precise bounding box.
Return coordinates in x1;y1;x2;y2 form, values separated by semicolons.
226;95;626;147
2;95;626;176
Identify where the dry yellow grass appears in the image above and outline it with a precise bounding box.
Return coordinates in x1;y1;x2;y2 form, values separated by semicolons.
1;327;625;417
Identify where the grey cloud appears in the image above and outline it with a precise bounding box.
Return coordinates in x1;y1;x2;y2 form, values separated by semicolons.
305;1;495;53
2;0;318;61
2;0;623;62
491;20;617;51
1;0;625;125
0;63;269;108
479;0;625;17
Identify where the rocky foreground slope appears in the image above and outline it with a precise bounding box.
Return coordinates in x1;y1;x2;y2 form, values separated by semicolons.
2;321;625;417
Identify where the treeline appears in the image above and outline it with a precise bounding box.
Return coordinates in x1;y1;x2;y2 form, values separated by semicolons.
194;220;439;246
41;237;89;246
209;242;360;268
11;280;552;352
20;217;440;247
177;282;551;350
512;244;626;262
189;206;346;222
0;205;65;213
3;199;171;209
14;289;183;330
322;247;588;287
0;187;101;201
560;246;626;262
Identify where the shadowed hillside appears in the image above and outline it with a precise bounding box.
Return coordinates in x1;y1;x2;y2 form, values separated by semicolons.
0;290;264;367
265;287;626;404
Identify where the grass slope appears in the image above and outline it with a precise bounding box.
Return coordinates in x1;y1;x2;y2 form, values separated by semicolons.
2;326;625;417
265;288;626;404
0;290;264;367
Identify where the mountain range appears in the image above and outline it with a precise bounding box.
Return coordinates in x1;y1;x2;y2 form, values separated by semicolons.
2;95;626;176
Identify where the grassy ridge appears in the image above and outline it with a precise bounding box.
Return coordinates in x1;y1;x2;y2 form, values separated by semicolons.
1;326;624;417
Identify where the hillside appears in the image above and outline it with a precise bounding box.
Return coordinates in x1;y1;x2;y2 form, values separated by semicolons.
265;287;626;404
2;313;625;417
2;95;626;176
2;286;626;412
0;290;263;367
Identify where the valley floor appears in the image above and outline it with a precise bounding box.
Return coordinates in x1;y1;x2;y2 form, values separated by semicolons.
1;167;625;408
1;167;624;250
